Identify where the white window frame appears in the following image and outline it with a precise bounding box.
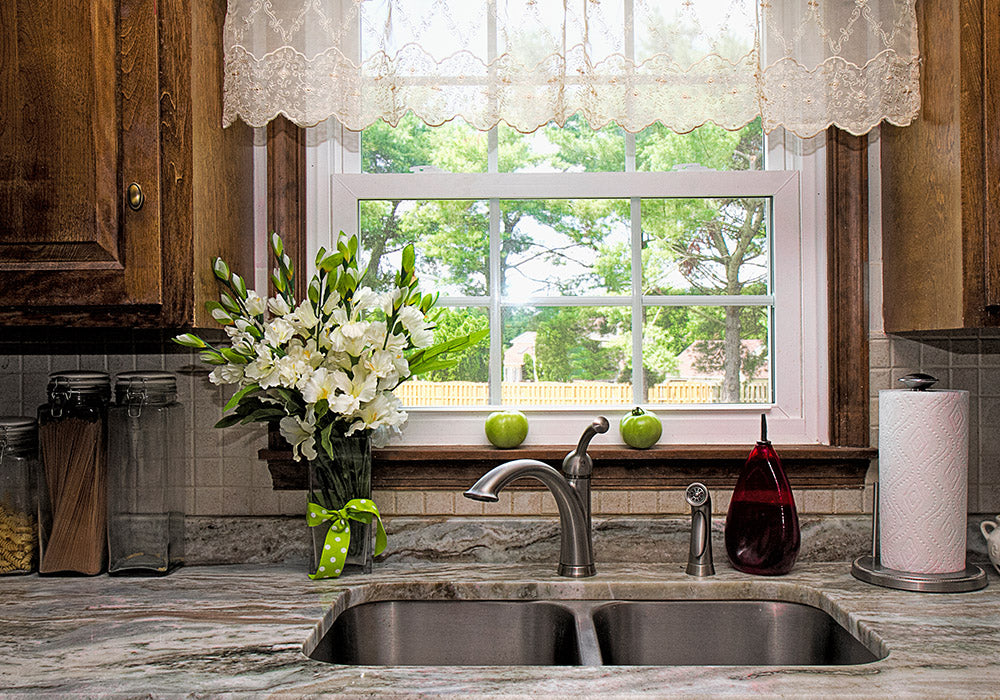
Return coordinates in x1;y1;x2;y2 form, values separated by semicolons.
303;125;829;446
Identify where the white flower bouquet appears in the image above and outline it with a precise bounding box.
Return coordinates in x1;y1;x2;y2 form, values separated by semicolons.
174;232;487;461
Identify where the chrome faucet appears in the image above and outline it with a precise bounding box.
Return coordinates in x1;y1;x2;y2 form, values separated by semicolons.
464;417;609;577
685;482;715;576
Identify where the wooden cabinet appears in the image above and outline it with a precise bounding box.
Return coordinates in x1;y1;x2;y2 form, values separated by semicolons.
881;0;1000;332
0;0;252;328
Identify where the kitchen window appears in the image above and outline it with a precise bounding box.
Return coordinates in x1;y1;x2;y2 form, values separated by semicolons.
299;115;828;445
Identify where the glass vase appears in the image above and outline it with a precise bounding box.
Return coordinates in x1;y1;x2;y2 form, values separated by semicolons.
307;433;373;575
724;416;800;576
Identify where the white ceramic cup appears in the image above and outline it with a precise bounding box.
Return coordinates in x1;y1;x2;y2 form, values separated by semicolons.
980;517;1000;575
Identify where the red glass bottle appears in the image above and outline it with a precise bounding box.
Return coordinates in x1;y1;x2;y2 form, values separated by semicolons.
724;415;800;575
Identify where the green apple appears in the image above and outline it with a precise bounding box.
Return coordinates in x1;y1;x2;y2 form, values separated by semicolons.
620;407;662;449
485;410;529;448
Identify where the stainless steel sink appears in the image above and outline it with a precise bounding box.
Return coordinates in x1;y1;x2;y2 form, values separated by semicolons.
592;600;881;666
308;600;582;665
307;598;884;667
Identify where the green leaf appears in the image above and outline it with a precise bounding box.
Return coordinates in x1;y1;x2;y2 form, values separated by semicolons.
314;246;327;267
200;350;228;365
224;383;261;412
212;257;231;281
172;333;206;349
308;279;321;305
348;233;359;257
220;348;249;365
319;422;334;461
240;408;287;424
320;252;343;273
214;414;244;429
401;243;415;272
407;328;489;375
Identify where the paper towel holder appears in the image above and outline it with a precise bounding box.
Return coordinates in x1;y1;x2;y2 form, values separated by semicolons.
852;482;988;593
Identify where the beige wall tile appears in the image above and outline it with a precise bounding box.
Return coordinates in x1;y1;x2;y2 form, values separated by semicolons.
540;492;558;515
454;494;485;515
628;491;658;514
395;491;425;515
512;492;542;515
799;490;835;514
833;488;865;514
596;491;629;514
371;490;397;516
279;490;307;516
424;491;455;515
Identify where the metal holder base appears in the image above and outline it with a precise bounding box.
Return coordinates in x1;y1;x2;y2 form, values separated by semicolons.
852;481;988;593
851;556;987;593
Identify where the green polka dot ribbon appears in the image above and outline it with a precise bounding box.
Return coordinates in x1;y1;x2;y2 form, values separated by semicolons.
306;498;387;580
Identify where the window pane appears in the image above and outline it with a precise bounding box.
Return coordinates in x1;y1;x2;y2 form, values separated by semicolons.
644;305;771;405
361;112;487;174
359;199;489;295
499;115;626;173
500;199;630;297
501;306;631;406
395;307;490;407
636;118;764;172
640;197;769;296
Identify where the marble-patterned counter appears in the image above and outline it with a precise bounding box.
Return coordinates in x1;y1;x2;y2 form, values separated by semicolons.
0;561;998;698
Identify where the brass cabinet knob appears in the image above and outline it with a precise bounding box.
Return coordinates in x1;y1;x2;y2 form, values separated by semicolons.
126;182;144;211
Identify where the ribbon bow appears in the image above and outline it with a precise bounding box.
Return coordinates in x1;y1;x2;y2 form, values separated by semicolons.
306;499;387;580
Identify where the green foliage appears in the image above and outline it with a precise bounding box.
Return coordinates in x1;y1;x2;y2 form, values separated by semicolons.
357;113;769;395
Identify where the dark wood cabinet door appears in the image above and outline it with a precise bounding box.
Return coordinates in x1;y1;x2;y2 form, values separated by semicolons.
0;0;161;308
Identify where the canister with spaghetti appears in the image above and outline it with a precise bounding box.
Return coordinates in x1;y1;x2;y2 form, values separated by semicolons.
37;370;110;576
0;417;39;575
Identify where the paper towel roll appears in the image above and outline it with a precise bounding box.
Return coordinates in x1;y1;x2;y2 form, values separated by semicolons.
879;388;969;574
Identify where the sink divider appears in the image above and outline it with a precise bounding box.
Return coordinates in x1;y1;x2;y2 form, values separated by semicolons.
563;601;605;666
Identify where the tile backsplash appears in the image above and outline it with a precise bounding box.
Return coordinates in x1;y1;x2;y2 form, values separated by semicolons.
1;327;998;518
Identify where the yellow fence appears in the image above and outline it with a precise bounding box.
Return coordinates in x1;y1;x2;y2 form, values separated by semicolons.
393;380;770;406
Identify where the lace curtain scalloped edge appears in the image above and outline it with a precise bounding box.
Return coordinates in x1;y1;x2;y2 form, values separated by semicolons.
222;44;919;137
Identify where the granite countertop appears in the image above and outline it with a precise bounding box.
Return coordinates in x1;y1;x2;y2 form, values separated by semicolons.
1;561;998;698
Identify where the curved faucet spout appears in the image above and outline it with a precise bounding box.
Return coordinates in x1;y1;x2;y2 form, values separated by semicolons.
464;459;595;577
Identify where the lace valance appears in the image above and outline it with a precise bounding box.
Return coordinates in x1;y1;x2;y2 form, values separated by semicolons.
223;0;919;137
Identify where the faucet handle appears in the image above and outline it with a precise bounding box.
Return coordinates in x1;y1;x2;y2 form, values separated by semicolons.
562;416;609;478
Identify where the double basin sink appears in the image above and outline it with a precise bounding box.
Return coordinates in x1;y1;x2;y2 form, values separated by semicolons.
307;598;884;667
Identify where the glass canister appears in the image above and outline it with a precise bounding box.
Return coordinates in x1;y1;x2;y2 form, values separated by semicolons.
0;417;39;575
37;370;111;575
107;371;185;575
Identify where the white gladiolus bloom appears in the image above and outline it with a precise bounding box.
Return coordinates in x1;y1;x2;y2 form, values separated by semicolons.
291;300;319;331
264;317;295;346
245;290;267;316
279;412;317;461
286;338;323;370
380;288;404;315
322;290;342;315
244;346;281;388
328;368;377;415
398;306;434;348
268;296;292;316
384;332;408;352
208;363;244;385
346;392;407;436
302;367;338;405
224;325;255;355
369;348;409;385
352;287;377;311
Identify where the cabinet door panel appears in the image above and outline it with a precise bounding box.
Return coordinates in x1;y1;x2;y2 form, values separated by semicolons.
0;0;161;306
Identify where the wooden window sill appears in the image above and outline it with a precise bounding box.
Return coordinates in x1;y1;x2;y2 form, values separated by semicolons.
259;444;875;491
